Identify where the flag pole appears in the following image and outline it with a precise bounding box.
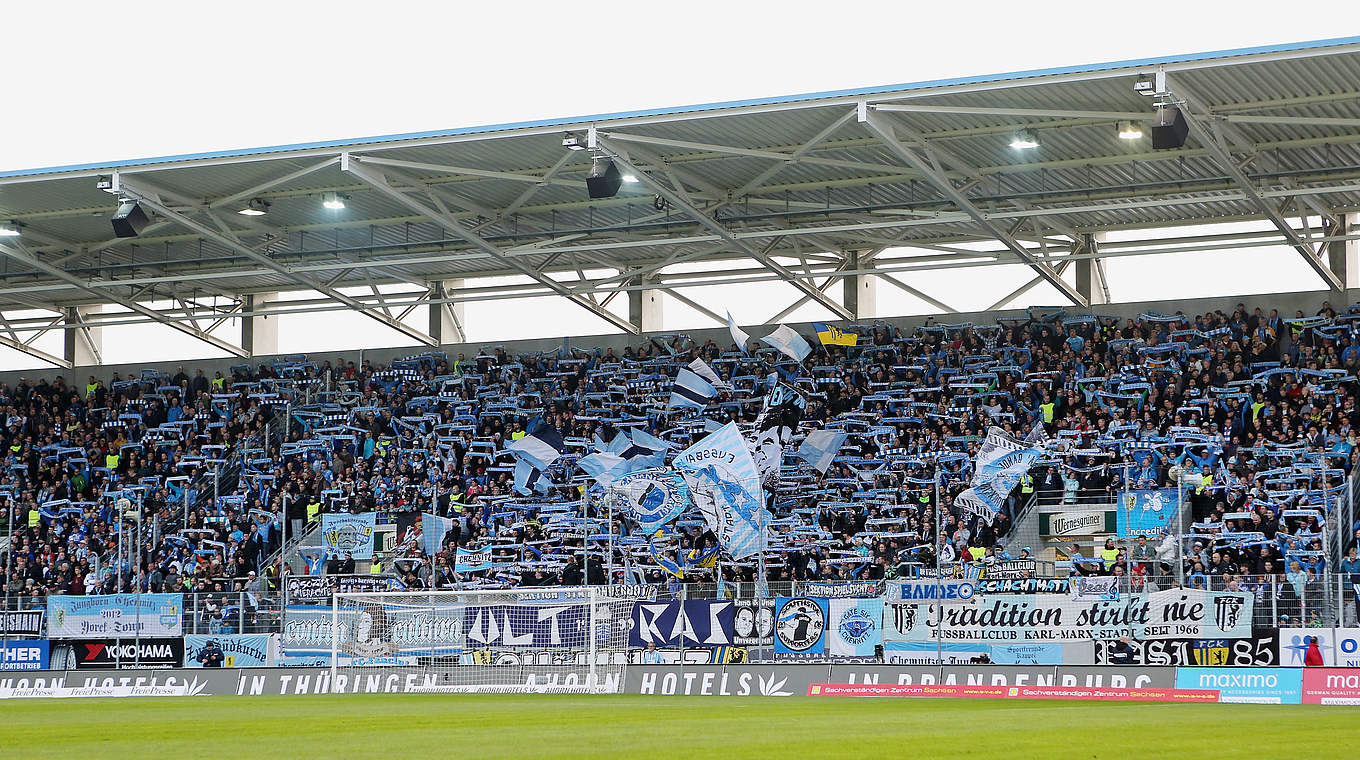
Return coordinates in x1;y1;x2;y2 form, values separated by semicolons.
934;463;942;666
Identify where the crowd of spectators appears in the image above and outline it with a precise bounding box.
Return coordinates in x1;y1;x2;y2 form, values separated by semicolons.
2;299;1358;621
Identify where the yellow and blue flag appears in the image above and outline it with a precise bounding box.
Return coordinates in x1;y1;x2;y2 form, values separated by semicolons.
813;322;857;346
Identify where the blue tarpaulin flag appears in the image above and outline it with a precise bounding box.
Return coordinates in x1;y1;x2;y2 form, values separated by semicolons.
798;429;849;473
673;422;768;559
761;324;812;362
953;426;1047;525
668;368;718;410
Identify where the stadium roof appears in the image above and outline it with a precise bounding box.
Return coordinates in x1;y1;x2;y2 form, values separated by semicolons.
2;35;1360;365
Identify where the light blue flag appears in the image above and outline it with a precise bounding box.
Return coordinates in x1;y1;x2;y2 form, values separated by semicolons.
577;452;628;485
514;458;549;495
673;422;768;559
623;429;670;472
727;311;750;354
421;513;455;557
797;429;849;474
953;426;1046;525
761;324;812;362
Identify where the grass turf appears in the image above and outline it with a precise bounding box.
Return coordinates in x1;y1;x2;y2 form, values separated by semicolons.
2;694;1356;759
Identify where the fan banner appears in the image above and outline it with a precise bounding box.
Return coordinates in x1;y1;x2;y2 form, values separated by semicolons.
886;590;1254;643
321;512;377;560
48;594;184;638
627;601;735;648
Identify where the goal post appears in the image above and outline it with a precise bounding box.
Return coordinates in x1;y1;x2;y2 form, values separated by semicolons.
327;587;631;693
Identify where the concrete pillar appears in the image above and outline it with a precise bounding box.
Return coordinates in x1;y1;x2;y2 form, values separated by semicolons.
1327;213;1359;291
64;305;103;367
628;281;664;333
243;292;279;358
845;251;876;320
626;271;664;333
1075;233;1109;305
430;280;466;345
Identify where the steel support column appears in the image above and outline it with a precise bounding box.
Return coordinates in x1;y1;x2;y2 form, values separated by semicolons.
430;281;466;344
64;305;103;366
859;107;1088;307
1170;80;1347;294
595;137;853;321
344;159;638;334
1327;213;1359;290
1075;233;1109;305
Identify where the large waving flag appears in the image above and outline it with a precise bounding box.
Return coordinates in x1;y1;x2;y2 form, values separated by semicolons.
513;458;550;495
953;426;1047;525
505;421;564;471
813;322;858;347
668;368;718;410
727;312;750;354
761;324;812;362
750;383;805;487
798;429;849;473
620;429;670;472
688;358;730;390
673;422;768;559
577;452;628;485
421;513;455;557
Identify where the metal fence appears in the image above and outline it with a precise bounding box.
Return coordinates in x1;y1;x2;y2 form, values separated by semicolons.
5;573;1358;641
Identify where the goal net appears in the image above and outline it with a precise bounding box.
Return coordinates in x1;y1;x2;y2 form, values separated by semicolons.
329;588;631;693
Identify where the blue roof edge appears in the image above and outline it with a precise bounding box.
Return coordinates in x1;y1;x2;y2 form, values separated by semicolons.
3;34;1359;180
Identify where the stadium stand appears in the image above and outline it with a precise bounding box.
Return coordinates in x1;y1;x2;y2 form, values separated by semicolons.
3;298;1357;631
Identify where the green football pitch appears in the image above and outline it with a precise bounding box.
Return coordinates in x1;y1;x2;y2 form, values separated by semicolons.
2;694;1355;759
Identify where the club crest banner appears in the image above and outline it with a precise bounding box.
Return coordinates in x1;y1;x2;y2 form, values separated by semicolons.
1117;489;1178;537
613;470;687;534
774;597;829;660
829;597;883;658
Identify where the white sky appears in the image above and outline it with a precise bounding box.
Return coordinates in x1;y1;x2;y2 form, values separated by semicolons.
0;2;1353;369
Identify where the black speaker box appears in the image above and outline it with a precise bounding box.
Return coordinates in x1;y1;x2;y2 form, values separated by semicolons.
1151;108;1188;150
586;159;622;199
111;201;149;238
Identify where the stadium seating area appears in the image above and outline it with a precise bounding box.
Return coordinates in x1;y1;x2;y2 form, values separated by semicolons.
3;299;1359;613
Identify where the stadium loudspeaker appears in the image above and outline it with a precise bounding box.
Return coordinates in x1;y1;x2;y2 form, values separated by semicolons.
1151;108;1188;150
111;201;150;238
586;158;622;199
